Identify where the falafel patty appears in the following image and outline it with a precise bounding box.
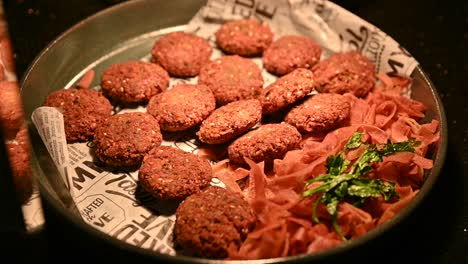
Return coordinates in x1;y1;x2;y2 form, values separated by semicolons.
228;123;302;164
259;68;316;114
93;112;162;168
151;31;212;77
198;55;264;105
100;60;170;105
312;51;375;97
262;35;322;76
138;146;213;200
175;186;256;258
147;84;216;131
43;88;113;143
197;99;262;144
215;19;273;57
285;93;351;134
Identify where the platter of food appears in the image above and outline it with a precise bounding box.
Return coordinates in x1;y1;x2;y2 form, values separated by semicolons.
20;0;447;262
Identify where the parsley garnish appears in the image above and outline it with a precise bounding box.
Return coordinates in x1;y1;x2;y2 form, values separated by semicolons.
345;132;364;150
303;132;420;241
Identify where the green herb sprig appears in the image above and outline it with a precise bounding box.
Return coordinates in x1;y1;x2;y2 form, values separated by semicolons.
303;132;420;241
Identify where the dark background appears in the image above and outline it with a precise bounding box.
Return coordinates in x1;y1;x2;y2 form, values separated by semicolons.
1;0;465;263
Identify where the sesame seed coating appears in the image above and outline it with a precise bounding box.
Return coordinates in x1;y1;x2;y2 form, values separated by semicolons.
93;112;162;168
139;146;212;200
151;31;212;77
100;60;170;105
197;99;262;144
44;88;112;143
228;123;302;164
285;93;351;133
312;51;375;97
215;19;273;57
147;84;216;132
175;186;256;258
263;35;322;76
198;55;263;105
260;68;316;114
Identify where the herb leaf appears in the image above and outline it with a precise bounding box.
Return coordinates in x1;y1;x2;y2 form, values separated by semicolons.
304;174;355;198
303;132;419;241
350;146;382;176
303;182;329;197
326;153;350;175
379;138;420;156
325;196;340;218
312;196;322;224
347;179;392;199
332;213;345;241
334;181;349;198
345;132;364;150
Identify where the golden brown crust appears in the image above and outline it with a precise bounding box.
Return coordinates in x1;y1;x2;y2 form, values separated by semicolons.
228;123;302;164
285;93;351;133
93;112;162;168
263;35;322;76
215;19;273;57
101;60;170;105
151;32;213;77
147;84;216;131
138;146;212;200
175;186;256;258
197;99;262;144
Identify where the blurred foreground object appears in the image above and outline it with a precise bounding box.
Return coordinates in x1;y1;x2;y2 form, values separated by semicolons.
0;3;33;205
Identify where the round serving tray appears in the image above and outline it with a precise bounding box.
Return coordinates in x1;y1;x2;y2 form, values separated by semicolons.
20;0;447;263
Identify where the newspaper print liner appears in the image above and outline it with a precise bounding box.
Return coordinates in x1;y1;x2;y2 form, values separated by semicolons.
31;0;419;255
